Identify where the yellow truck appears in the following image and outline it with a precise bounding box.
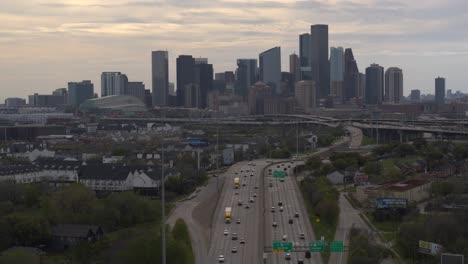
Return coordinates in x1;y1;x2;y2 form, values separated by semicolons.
225;207;232;223
234;177;240;189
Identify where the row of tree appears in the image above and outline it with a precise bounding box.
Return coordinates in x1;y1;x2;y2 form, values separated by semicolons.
0;183;162;251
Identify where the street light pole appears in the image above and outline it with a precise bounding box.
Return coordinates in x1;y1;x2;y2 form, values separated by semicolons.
161;145;166;264
296;120;299;156
216;110;220;190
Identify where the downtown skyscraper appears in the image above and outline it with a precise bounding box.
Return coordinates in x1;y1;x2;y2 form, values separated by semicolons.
365;63;384;105
310;24;330;99
176;55;195;107
101;72;126;97
343;48;360;101
235;59;257;97
384;67;403;104
152;50;169;107
259;47;281;94
435;77;446;104
299;33;311;80
330;47;344;99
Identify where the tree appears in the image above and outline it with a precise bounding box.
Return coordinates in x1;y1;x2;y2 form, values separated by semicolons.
42;183;97;224
364;162;382;176
305;156;322;170
0;249;40;264
4;213;50;246
395;143;415;157
431;181;455;197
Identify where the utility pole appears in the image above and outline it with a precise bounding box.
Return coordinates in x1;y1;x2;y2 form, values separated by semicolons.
161;145;166;264
216;110;220;190
296;120;299;156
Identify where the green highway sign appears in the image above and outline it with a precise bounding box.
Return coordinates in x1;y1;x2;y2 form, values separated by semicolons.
273;171;287;178
272;240;293;252
330;241;344;252
309;241;325;252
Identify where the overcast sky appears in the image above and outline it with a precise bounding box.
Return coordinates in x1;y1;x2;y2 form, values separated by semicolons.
1;0;468;101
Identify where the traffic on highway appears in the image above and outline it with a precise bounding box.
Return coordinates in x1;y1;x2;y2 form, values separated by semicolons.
208;159;323;264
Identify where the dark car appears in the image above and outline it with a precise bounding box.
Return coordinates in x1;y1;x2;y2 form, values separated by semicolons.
289;219;293;224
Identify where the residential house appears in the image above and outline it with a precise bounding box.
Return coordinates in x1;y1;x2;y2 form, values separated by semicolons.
50;224;103;250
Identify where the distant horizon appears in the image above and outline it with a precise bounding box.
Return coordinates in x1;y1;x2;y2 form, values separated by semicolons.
2;0;467;101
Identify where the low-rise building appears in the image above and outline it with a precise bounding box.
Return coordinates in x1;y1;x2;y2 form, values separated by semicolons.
51;224;103;250
356;179;431;203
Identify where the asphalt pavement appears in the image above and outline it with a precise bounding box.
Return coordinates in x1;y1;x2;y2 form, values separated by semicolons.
264;161;323;264
207;161;266;264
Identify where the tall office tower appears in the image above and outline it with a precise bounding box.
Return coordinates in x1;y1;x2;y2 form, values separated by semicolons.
358;73;366;99
184;84;200;108
215;72;225;81
235;59;257;97
281;72;295;95
299;33;311;80
385;67;404;103
295;80;316;113
289;53;301;82
5;98;26;108
330;47;344;99
410;89;421;102
101;72;122;97
53;88;68;105
259;47;281;94
310;24;330;99
68;80;94;107
248;82;273;115
224;71;235;84
152;50;169;107
435;77;446;104
126;82;145;103
177;55;195;106
365;64;384;105
168;83;176;96
194;63;213;109
194;58;208;64
343;48;360;101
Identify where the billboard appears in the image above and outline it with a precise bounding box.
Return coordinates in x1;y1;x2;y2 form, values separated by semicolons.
375;198;408;209
418;240;443;255
441;253;464;264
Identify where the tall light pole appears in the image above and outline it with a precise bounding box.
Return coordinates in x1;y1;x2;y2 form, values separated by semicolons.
296;120;299;156
216;110;220;190
161;145;166;264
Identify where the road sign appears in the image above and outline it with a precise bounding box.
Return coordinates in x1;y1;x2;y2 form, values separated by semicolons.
330;241;344;252
273;171;287;178
272;240;293;252
309;241;325;252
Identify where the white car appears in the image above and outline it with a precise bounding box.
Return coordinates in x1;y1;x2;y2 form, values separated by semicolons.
271;207;275;212
285;253;291;260
279;206;284;212
218;255;225;263
231;246;238;253
282;234;287;241
224;229;228;236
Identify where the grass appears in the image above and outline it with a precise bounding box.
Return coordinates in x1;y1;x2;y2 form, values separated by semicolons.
300;188;337;263
344;193;362;209
362;136;377;146
365;213;396;232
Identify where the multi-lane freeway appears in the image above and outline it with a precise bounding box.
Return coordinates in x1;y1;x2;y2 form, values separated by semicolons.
264;161;323;264
208;161;266;263
206;159;325;264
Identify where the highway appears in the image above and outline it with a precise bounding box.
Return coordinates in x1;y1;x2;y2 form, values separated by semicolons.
207;161;266;263
264;161;323;264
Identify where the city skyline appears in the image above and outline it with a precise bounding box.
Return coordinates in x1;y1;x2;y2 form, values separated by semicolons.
2;0;468;101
